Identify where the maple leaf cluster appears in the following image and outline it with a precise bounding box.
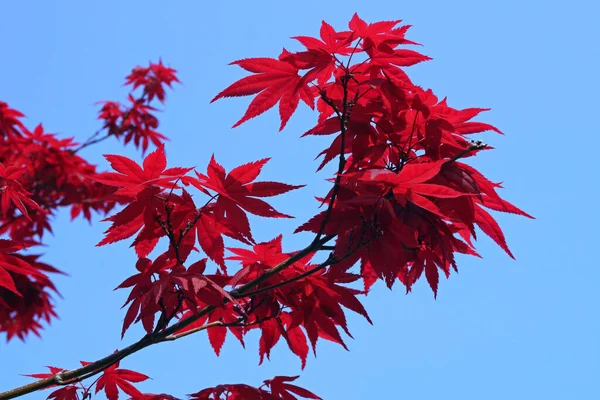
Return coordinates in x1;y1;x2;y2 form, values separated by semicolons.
97;59;178;153
0;61;176;341
214;14;533;296
1;13;532;400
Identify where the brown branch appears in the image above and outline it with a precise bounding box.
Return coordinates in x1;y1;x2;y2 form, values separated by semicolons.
241;227;379;298
163;304;282;342
314;73;351;243
241;256;335;298
71;132;113;154
0;234;335;400
0;336;153;399
162;320;225;341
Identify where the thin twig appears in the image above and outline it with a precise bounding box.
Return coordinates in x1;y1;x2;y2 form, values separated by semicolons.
162;320;224;341
71;133;113;154
443;141;487;166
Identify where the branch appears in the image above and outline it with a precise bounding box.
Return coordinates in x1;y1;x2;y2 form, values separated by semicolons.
241;257;335;298
163;303;281;342
70;100;138;155
0;235;335;400
71;132;113;154
241;233;375;298
0;337;153;399
162;320;225;341
313;73;352;243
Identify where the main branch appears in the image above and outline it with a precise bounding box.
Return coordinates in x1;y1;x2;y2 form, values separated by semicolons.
0;235;335;400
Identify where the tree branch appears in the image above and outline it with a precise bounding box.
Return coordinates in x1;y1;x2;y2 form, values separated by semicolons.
0;235;335;400
1;58;373;400
162;320;225;342
70;100;138;155
71;132;113;154
241;233;375;298
313;72;352;244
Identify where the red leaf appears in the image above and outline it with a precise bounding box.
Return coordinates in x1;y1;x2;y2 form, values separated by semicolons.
196;212;225;268
212;58;309;130
0;266;19;295
284;325;309;370
474;205;515;259
424;260;440;298
23;365;64;380
96;361;149;400
208;323;227;356
259;318;281;364
47;386;79;400
94;144;189;198
226;158;270;186
191;157;302;252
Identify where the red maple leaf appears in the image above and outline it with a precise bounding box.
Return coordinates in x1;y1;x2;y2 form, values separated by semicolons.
0;101;27;137
349;13;420;49
0;163;42;220
95;359;149;400
280;21;355;86
189;156;303;251
94;144;189;199
95;145;192;251
264;375;321;399
125;59;180;104
0;239;43;295
355;161;470;216
47;386;79;400
211;57;314;130
194;157;302;218
189;376;321;400
23;365;64;381
226;235;289;269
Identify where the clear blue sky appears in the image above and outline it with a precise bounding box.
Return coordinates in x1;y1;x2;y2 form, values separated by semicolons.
1;1;598;399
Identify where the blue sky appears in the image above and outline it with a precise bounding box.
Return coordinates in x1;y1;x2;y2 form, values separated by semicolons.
0;1;598;399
